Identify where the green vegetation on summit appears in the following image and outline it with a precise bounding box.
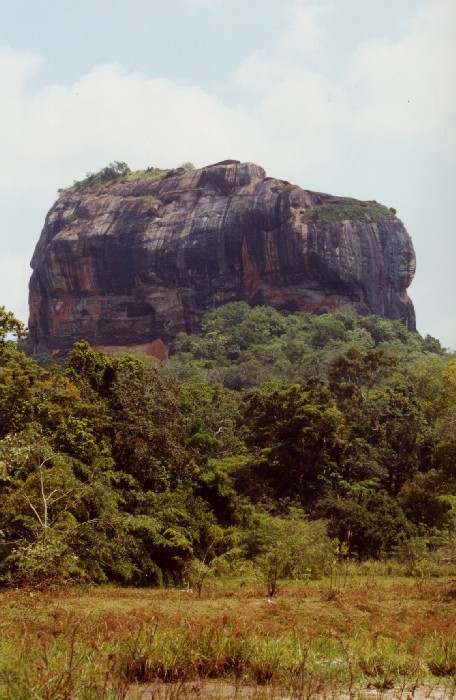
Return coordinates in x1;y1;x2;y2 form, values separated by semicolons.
30;160;416;356
59;160;193;194
301;197;396;226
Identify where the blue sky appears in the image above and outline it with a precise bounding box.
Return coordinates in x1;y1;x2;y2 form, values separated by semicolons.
1;0;455;347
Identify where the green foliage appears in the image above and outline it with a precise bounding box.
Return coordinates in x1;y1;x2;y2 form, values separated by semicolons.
0;307;26;346
126;194;160;205
399;471;452;530
124;166;174;184
168;302;440;389
242;509;332;595
59;162;190;196
0;429;92;584
433;359;456;491
180;381;244;456
301;197;395;226
0;304;454;585
317;489;415;558
238;380;343;506
66;161;131;192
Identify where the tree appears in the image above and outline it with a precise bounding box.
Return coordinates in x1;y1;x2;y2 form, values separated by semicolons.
433;359;456;491
181;162;195;171
0;307;26;346
399;471;452;530
242;510;332;595
400;354;449;423
240;381;343;506
318;489;414;558
0;429;91;585
362;387;430;495
184;523;227;595
329;346;397;398
329;348;431;496
71;162;131;191
180;382;243;457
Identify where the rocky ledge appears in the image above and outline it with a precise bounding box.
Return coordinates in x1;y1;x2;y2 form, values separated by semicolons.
29;160;416;355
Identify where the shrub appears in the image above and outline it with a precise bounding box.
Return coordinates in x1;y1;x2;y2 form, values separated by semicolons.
302;197;394;227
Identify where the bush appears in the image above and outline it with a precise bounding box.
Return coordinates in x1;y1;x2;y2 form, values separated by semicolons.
68;161;131;192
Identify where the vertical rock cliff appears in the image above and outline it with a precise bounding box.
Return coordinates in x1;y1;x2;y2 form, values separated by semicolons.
29;160;416;355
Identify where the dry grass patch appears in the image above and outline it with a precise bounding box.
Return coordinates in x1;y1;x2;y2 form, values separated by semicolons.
0;579;454;698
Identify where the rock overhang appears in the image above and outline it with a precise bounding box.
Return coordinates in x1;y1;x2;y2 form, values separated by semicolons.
28;160;416;356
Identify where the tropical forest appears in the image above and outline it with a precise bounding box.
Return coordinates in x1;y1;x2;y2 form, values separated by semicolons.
0;302;455;697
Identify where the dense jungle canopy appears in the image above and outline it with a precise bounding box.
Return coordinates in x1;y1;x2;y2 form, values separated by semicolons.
0;303;455;587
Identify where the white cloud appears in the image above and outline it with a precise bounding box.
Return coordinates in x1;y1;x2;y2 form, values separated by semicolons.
0;30;346;202
0;250;33;325
233;0;456;164
235;54;346;168
0;46;42;96
1;2;452;195
277;0;333;57
0;1;452;202
181;0;225;6
428;313;456;351
349;0;456;156
0;52;261;194
233;1;346;173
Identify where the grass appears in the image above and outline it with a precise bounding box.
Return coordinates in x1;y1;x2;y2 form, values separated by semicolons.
62;166;173;195
301;197;395;226
125;195;161;206
123;167;174;184
0;578;455;698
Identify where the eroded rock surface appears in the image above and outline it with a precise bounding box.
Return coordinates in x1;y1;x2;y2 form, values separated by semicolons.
29;160;416;355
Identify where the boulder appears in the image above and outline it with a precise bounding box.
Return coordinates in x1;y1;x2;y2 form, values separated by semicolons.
29;160;416;355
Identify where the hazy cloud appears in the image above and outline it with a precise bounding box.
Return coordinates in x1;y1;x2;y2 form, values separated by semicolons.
181;0;225;6
277;0;333;57
0;251;34;323
429;313;456;351
349;0;456;156
0;46;42;95
0;53;259;194
234;52;346;170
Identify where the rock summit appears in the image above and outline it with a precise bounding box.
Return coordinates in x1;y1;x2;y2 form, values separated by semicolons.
29;160;416;355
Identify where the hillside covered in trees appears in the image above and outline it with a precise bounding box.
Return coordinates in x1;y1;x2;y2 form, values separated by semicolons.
0;303;455;588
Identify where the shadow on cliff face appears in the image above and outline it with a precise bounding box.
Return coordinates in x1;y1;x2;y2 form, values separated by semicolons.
28;160;416;355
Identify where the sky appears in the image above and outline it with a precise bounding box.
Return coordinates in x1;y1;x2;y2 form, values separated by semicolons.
0;0;455;348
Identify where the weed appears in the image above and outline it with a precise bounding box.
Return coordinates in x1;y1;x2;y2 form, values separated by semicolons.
0;579;454;697
357;636;419;691
425;638;456;677
249;637;284;684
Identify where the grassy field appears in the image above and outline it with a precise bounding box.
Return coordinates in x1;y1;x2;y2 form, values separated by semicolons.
0;576;455;699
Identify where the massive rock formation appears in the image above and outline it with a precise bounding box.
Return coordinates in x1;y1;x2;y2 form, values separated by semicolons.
29;160;416;355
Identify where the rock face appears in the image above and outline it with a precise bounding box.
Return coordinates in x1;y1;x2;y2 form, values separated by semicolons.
29;160;416;355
